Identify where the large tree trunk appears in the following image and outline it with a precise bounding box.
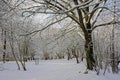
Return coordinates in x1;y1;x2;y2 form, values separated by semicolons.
85;38;95;70
85;23;95;70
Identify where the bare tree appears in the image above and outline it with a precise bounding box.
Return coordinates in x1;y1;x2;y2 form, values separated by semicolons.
22;0;116;70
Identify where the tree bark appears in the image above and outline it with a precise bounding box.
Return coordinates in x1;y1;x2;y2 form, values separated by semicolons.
85;23;95;70
85;39;95;70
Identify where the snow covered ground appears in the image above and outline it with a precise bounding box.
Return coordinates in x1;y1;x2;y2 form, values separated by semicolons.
0;59;120;80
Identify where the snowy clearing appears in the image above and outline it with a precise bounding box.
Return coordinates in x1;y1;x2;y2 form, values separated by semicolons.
0;59;120;80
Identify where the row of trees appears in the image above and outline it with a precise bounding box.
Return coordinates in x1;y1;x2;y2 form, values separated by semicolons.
0;0;38;70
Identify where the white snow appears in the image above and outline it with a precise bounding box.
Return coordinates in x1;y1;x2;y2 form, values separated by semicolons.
0;59;120;80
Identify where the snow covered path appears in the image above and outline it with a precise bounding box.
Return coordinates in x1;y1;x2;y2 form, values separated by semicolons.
0;59;120;80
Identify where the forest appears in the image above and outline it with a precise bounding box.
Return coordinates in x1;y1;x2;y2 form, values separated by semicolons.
0;0;120;80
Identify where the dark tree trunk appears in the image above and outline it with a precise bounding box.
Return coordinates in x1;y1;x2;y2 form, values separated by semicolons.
75;49;79;63
76;56;79;63
85;23;95;70
85;39;95;70
111;0;118;73
3;30;6;63
67;48;71;60
72;47;79;63
21;60;27;71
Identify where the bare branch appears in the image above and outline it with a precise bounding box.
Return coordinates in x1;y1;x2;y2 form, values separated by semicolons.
20;16;67;36
92;21;120;30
